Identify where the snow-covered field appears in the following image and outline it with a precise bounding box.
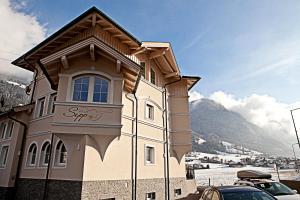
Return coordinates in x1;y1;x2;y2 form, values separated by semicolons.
195;166;298;186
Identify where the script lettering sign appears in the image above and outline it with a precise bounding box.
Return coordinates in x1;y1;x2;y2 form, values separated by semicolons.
63;106;113;122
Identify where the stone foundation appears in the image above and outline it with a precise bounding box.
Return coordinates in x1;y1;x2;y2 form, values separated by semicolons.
0;187;14;200
14;177;195;200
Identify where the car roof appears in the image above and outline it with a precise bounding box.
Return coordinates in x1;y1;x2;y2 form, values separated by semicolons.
217;186;263;193
237;179;276;183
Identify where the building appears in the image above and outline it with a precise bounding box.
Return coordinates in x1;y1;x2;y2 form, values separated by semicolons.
0;7;200;200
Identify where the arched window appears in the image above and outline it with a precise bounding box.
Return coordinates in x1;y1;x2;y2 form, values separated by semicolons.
55;140;67;166
93;77;109;103
40;141;50;166
27;143;37;166
72;76;90;101
72;75;109;103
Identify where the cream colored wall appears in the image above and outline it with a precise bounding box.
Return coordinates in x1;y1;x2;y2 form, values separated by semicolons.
0;113;28;187
3;45;191;184
20;133;85;181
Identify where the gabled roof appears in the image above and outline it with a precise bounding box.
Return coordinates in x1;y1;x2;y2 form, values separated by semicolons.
12;6;141;71
133;42;181;78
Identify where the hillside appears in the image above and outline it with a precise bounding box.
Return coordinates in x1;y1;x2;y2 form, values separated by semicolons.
190;98;291;156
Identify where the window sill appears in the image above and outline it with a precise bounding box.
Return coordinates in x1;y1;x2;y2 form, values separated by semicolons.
55;101;123;108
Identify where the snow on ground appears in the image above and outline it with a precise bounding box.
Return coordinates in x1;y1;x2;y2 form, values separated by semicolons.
6;80;26;89
191;152;254;163
195;165;299;186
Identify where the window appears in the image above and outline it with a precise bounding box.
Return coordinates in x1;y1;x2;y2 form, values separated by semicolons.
145;145;155;164
40;142;51;166
37;97;45;117
27;143;37;166
0;145;9;167
140;62;146;78
48;93;57;114
72;75;110;103
6;121;13;139
0;122;7;139
146;192;155;200
174;189;182;197
150;68;156;84
55;140;67;166
93;77;109;103
73;77;89;101
145;104;154;120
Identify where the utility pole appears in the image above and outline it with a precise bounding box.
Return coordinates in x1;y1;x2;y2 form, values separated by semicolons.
291;108;300;149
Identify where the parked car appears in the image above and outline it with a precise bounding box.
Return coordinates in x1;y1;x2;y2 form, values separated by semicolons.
200;186;277;200
234;170;300;200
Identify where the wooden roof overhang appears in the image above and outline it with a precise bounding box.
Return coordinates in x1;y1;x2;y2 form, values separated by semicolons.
182;76;201;91
133;42;181;79
11;7;142;92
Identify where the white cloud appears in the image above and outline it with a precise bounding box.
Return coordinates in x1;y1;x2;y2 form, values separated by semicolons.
190;90;300;138
189;91;204;102
0;0;46;81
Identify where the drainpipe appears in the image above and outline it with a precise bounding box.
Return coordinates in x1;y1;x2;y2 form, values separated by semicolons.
162;89;167;200
163;76;182;200
132;68;142;200
7;115;27;200
43;133;54;200
125;94;136;200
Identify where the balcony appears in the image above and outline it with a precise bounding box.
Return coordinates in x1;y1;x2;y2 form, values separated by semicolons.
51;101;122;136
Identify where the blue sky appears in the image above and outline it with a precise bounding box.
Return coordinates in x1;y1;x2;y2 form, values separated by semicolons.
7;0;300;103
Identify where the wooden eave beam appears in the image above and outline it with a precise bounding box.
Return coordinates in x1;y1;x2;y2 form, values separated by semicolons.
92;14;96;27
116;60;121;73
90;44;95;61
164;72;178;78
149;49;167;60
112;33;123;38
131;47;146;55
103;26;115;31
61;56;69;69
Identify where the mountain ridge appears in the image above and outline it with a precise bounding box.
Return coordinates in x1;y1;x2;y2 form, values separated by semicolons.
190;98;291;156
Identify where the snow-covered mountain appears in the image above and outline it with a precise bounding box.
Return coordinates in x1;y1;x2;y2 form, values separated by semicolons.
190;98;292;156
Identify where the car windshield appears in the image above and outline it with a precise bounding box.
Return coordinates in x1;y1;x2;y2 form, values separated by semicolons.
222;191;275;200
255;182;295;196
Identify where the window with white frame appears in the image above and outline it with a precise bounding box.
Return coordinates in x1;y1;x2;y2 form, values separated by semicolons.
37;97;45;118
72;75;109;103
55;140;67;166
40;141;51;166
0;145;9;167
6;121;14;139
150;68;156;85
145;104;154;120
0;121;13;139
145;145;155;165
48;93;57;114
0;122;7;139
27;143;37;166
146;192;155;200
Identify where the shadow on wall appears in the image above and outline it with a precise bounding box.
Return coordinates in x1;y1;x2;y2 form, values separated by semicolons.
14;178;82;200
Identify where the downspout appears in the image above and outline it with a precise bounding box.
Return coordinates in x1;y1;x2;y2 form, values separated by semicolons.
43;133;54;200
163;76;182;200
8;115;27;200
132;69;142;200
125;94;136;200
162;90;167;200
